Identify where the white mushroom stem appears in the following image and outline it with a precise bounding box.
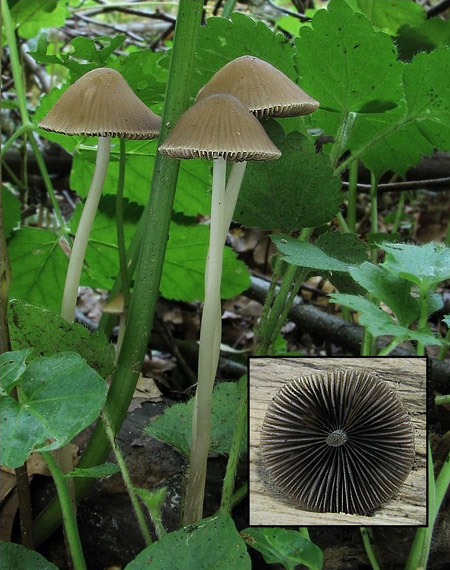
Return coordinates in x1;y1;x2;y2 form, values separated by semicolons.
61;136;112;322
184;156;227;524
221;161;247;242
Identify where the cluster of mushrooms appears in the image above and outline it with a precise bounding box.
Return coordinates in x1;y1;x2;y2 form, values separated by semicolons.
38;56;319;522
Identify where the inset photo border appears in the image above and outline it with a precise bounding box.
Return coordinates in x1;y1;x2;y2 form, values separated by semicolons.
249;356;428;526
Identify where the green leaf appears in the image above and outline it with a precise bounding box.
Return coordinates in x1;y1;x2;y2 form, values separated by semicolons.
125;515;250;570
273;237;351;272
162;222;250;302
113;49;168;110
345;0;425;35
348;47;450;177
145;382;247;457
236;129;343;232
443;315;450;327
10;0;68;40
0;349;32;396
70;140;211;216
330;293;441;345
242;528;323;570
379;242;450;291
8;227;68;313
296;0;403;115
349;262;420;326
8;299;115;379
2;186;21;238
66;463;120;479
29;35;126;79
396;18;450;61
193;13;297;100
0;541;58;570
315;232;368;265
0;352;107;468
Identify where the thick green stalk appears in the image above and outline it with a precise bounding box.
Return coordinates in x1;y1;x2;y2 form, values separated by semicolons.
256;254;284;348
102;413;152;545
41;452;86;570
184;157;227;525
220;378;248;514
32;0;204;545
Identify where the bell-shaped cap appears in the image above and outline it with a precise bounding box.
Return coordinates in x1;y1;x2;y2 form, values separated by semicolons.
39;68;161;139
196;55;319;118
159;94;281;162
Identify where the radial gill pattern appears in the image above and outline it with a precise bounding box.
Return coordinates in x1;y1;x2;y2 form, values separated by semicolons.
260;370;415;514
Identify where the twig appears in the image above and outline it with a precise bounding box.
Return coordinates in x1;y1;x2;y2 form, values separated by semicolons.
267;0;311;21
427;0;450;17
247;275;450;392
79;5;176;23
73;12;146;45
342;176;450;194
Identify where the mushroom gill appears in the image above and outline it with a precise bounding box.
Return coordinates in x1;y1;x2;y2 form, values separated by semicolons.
260;370;415;515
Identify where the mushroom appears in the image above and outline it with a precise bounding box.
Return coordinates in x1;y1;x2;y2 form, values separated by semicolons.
103;293;125;361
39;67;161;322
260;370;415;514
159;93;280;524
196;55;319;240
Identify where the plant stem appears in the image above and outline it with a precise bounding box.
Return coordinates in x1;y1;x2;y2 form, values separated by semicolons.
231;483;248;508
435;394;450;405
334;117;410;178
61;136;111;322
405;444;437;570
222;0;238;18
336;211;350;233
370;170;378;264
184;156;227;525
437;328;450;361
416;289;429;356
2;124;28;154
329;111;357;168
256;254;284;348
347;159;358;233
32;0;204;546
256;229;311;355
41;452;86;570
102;413;152;545
377;338;402;356
2;1;66;231
220;378;248;514
116;139;131;311
360;527;381;570
299;527;310;540
392;190;406;234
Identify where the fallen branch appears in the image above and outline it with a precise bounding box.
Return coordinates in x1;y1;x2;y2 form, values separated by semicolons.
246;275;450;393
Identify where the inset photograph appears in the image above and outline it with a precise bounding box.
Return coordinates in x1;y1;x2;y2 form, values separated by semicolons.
249;357;427;526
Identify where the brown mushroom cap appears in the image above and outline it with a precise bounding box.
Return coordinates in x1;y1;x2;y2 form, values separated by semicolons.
196;56;319;118
39;68;161;139
261;370;415;515
158;93;281;162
